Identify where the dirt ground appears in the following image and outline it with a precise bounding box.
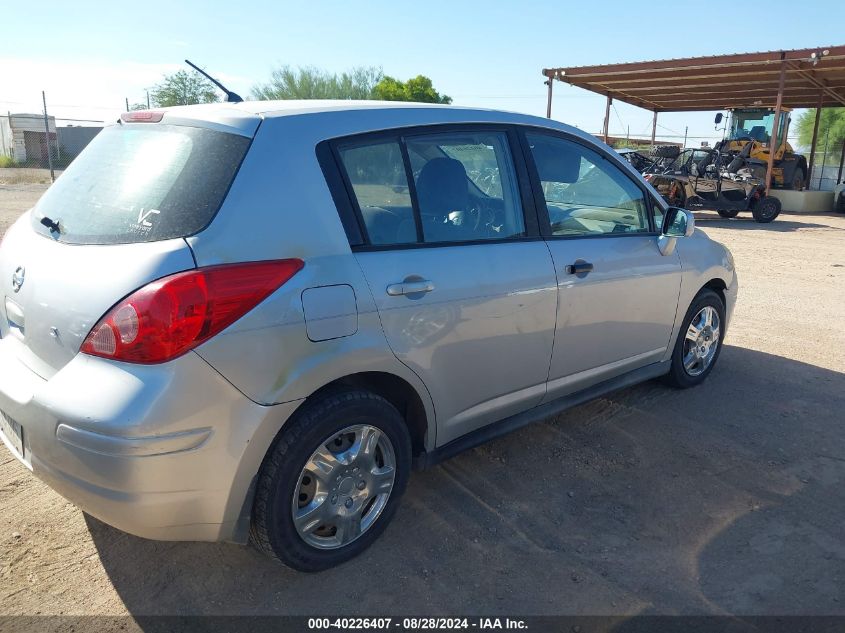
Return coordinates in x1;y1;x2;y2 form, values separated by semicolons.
1;178;844;622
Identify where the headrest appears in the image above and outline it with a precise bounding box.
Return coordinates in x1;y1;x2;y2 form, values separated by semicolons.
415;157;469;216
530;137;582;183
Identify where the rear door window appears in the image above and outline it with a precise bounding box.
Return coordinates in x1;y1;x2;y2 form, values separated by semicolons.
406;131;525;243
32;123;250;245
335;128;526;247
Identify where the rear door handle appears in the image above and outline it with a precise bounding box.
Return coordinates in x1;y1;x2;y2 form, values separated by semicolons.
566;261;594;275
386;279;435;296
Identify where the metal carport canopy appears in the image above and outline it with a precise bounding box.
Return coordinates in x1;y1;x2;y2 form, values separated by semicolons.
542;46;845;191
543;46;845;112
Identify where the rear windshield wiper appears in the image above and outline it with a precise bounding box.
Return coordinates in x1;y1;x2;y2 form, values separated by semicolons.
40;216;62;233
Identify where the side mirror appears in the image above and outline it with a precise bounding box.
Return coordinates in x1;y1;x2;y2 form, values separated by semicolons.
714;113;723;125
662;206;695;238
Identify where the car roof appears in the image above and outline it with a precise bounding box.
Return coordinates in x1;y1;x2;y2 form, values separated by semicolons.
157;99;597;145
162;99;457;118
241;99;459;116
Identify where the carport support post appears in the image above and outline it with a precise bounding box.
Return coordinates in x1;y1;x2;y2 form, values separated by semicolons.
545;75;553;119
765;57;787;194
602;95;612;144
838;137;845;184
806;90;824;186
651;111;658;146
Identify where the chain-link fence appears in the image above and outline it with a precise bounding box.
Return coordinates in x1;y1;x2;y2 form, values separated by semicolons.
1;92;108;178
806;141;845;191
0;112;104;171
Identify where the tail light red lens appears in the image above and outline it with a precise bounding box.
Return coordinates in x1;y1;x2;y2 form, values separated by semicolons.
81;259;304;364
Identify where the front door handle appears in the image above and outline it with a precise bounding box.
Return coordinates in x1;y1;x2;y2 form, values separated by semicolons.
386;279;435;296
566;261;594;275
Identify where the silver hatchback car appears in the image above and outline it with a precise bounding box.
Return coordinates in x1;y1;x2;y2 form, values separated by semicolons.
0;101;736;571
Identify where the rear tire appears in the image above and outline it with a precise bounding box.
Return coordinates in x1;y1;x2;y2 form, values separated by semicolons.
250;390;412;572
790;167;805;191
716;209;740;219
664;289;725;389
751;196;781;223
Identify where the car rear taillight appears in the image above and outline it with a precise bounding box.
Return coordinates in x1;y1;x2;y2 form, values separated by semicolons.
81;260;304;364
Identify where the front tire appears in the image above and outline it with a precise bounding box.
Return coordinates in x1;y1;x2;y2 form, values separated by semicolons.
716;209;740;219
250;390;411;572
751;195;781;223
664;289;725;389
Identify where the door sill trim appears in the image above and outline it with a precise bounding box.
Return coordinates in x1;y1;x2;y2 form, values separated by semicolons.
415;360;670;469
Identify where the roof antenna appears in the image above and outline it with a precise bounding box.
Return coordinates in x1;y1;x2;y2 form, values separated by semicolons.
184;59;243;103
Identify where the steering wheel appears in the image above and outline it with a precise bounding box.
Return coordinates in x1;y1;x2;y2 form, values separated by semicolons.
465;198;494;231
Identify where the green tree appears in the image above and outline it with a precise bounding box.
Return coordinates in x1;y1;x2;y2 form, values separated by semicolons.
252;66;382;100
373;75;452;104
795;108;845;162
150;70;220;107
251;65;452;104
369;76;405;101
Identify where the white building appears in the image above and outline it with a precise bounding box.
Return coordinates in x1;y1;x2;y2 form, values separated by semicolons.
0;113;57;165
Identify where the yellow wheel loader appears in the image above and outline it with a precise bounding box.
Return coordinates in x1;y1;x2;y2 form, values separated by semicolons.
714;108;808;190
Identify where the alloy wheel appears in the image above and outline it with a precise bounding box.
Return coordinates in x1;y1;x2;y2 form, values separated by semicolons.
291;424;396;550
682;306;721;377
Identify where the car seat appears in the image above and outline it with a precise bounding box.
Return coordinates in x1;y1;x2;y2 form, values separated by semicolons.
414;157;473;242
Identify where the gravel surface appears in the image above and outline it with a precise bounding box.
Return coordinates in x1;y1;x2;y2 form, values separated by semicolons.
1;180;844;620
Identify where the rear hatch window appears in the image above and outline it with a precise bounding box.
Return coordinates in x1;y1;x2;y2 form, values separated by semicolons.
31;123;250;245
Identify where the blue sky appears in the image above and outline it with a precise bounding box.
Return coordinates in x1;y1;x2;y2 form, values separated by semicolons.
2;0;843;146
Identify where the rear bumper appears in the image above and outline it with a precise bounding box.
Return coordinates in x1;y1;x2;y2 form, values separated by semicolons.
0;338;301;542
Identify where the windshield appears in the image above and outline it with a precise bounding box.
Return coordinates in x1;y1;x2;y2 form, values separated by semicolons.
32;123;250;245
439;141;502;198
728;109;789;145
729;110;774;142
